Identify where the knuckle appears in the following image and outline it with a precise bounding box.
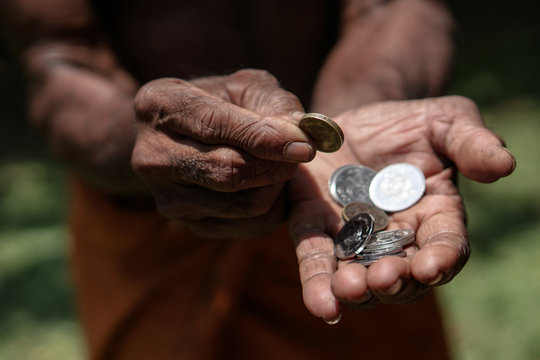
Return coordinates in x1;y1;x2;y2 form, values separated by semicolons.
134;78;192;123
133;79;167;121
130;138;157;175
205;150;246;191
133;84;156;122
214;151;295;191
167;150;249;192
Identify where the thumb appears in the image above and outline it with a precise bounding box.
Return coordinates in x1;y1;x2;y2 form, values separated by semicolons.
429;96;516;183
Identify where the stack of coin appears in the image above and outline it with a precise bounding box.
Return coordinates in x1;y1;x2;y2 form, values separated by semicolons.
334;213;415;264
354;229;415;266
329;163;426;265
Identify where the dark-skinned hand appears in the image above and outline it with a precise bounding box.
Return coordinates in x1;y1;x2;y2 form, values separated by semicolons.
132;69;315;238
288;96;516;323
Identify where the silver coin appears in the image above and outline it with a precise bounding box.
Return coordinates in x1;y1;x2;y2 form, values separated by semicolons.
329;164;377;206
334;213;374;260
361;245;405;256
364;229;415;250
358;249;407;260
353;251;407;266
369;163;426;212
342;201;388;231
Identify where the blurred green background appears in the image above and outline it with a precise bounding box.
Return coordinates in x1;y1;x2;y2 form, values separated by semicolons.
1;2;539;359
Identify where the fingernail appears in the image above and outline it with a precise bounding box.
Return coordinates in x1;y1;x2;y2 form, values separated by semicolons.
323;312;342;325
380;278;403;296
284;142;314;162
502;146;517;173
347;289;373;303
427;273;444;286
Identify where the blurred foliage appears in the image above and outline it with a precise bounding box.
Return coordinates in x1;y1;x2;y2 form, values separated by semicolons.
0;40;84;360
439;3;540;359
1;1;539;359
439;99;540;360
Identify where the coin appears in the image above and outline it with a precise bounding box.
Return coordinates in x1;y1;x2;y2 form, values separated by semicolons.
353;251;407;266
334;213;374;260
342;201;388;231
361;245;405;256
299;113;344;153
329;164;377;206
346;229;416;266
364;229;415;249
369;163;426;212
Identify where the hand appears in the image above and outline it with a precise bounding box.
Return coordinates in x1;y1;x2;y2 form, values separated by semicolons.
24;43;143;194
288;96;516;322
132;69;315;238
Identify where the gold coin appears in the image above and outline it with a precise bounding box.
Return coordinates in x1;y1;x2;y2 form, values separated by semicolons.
299;113;344;153
342;202;388;232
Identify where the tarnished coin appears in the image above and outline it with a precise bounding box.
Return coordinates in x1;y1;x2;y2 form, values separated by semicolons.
369;163;426;212
334;213;374;260
342;201;388;231
329;164;377;206
299;113;344;153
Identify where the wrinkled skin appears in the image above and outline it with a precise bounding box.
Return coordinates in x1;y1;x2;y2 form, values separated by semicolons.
132;70;314;237
289;96;515;321
131;71;515;321
1;0;516;326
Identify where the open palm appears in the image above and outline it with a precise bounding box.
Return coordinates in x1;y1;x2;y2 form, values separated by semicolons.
288;96;515;322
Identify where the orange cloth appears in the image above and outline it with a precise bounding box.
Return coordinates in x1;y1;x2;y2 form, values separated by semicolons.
68;178;450;360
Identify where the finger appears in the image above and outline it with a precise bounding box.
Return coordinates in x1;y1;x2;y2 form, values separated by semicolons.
132;126;298;192
429;96;516;183
410;198;470;286
366;256;429;304
412;229;470;286
289;199;342;322
134;78;314;163
386;166;470;286
331;261;378;310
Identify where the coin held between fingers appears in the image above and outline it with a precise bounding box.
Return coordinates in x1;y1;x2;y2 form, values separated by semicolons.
299;113;344;153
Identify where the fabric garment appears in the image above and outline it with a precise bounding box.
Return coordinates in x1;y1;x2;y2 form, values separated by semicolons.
68;178;450;360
